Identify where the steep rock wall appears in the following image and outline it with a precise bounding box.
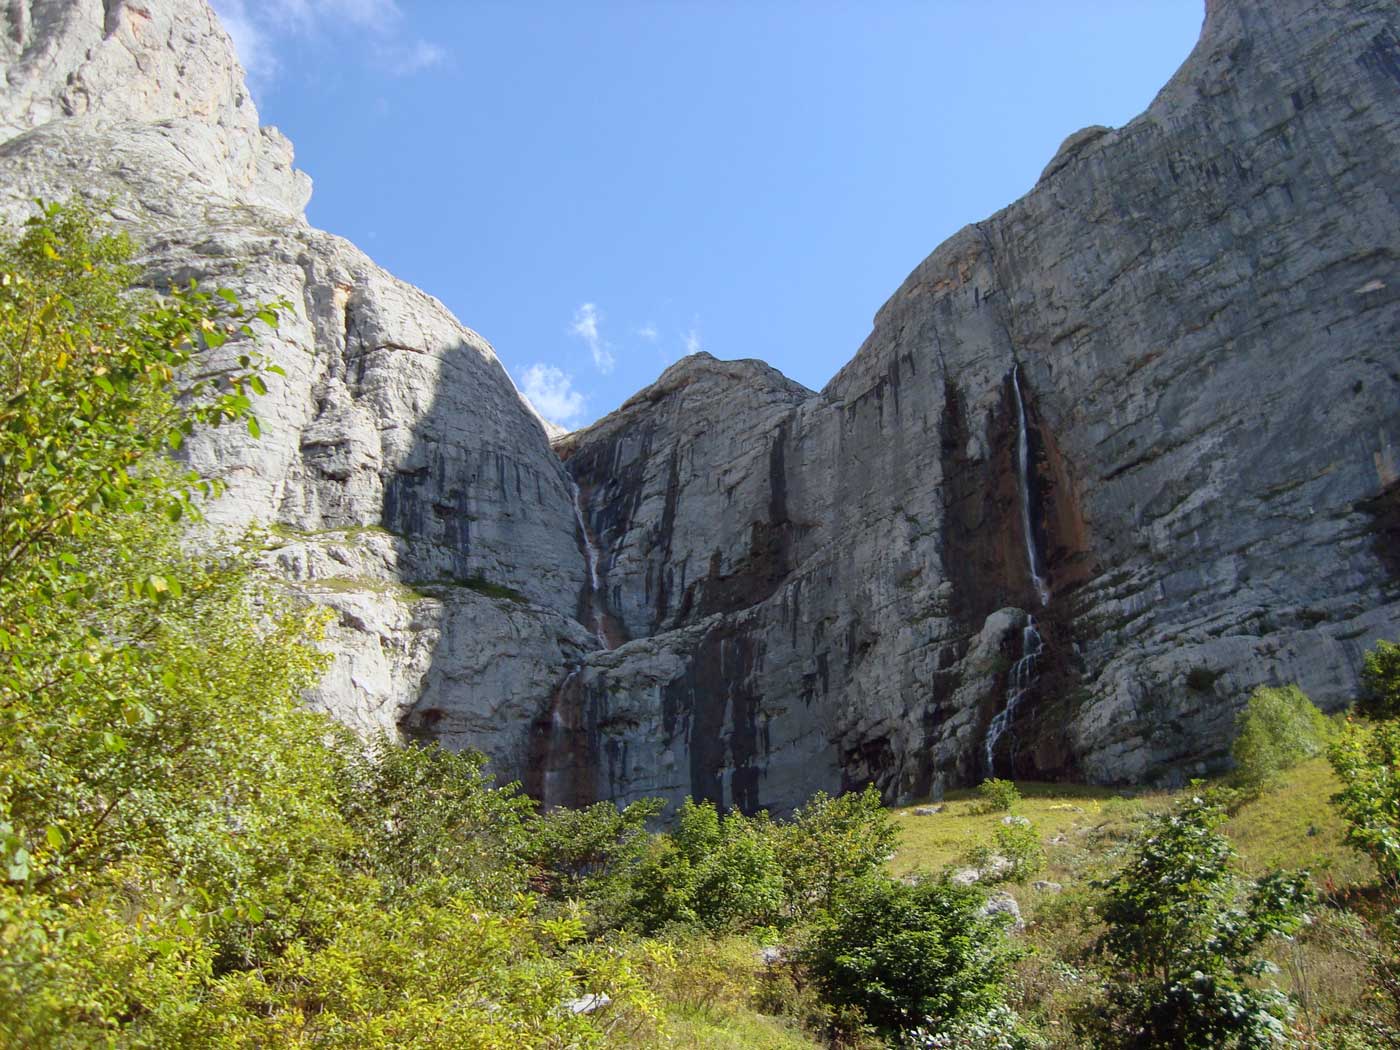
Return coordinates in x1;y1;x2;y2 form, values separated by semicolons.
1;0;1396;813
0;0;597;780
554;0;1400;811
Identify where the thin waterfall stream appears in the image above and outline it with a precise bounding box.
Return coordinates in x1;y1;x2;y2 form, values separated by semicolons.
984;365;1049;777
536;479;615;810
571;480;610;650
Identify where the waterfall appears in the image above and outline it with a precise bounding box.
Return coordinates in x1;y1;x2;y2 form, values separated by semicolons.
984;616;1043;776
1012;364;1050;607
571;480;610;649
984;365;1050;778
540;668;580;811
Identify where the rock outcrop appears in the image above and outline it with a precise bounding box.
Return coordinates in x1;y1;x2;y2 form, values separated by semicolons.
1;0;1397;812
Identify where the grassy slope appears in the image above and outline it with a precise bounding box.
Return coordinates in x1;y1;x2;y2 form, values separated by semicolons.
889;759;1367;888
886;760;1380;1048
635;761;1377;1050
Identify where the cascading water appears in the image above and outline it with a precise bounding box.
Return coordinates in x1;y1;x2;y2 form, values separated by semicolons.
534;481;612;810
571;480;610;650
984;616;1043;776
984;365;1050;777
1012;364;1051;607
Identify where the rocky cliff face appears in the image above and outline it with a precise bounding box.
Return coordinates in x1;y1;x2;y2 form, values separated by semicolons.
0;0;595;782
2;0;1397;813
552;0;1400;809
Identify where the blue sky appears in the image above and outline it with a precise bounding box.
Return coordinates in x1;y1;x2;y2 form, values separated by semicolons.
211;1;1203;430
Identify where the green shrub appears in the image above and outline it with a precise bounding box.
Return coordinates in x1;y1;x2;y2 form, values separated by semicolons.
1089;794;1313;1049
802;875;1020;1040
1231;684;1331;787
993;820;1046;884
1358;640;1400;722
1328;719;1400;887
978;778;1022;813
778;785;899;913
617;799;785;935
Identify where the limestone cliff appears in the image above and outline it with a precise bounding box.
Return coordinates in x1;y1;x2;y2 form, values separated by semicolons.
2;0;1397;812
0;0;594;782
553;0;1400;808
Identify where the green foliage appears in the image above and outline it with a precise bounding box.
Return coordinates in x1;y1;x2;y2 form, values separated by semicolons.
1090;795;1313;1049
337;737;537;902
979;778;1022;813
1328;719;1400;887
802;874;1021;1040
1232;684;1332;788
618;799;785;935
778;785;899;911
0;202;669;1048
992;820;1047;884
1358;639;1400;721
0;199;285;634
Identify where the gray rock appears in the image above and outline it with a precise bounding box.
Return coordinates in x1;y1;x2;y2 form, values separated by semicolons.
549;0;1400;813
979;892;1024;932
565;993;611;1015
913;805;945;816
1001;815;1032;827
950;855;1013;886
1033;881;1064;894
0;0;590;786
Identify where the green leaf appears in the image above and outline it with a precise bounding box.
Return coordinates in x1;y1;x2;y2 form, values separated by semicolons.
247;415;261;439
45;825;63;850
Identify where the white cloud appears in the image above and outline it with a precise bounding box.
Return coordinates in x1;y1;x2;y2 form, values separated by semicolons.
520;364;586;428
396;40;446;74
570;302;615;374
636;323;658;342
209;0;442;86
683;325;703;355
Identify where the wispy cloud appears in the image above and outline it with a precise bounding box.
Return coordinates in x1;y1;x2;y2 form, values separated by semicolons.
210;0;444;86
636;323;658;342
683;324;703;355
570;302;615;374
520;364;586;428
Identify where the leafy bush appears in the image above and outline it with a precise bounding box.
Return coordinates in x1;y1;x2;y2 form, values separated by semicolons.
0;202;668;1048
802;874;1021;1040
1231;684;1332;788
1328;719;1400;888
979;779;1022;813
616;799;785;935
1358;640;1400;722
1089;794;1313;1049
778;785;898;912
993;820;1046;884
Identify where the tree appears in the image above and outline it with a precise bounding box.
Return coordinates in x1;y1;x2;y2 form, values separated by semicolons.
802;874;1023;1041
1358;640;1400;721
778;785;899;913
1090;794;1312;1050
1329;719;1400;889
1231;684;1331;788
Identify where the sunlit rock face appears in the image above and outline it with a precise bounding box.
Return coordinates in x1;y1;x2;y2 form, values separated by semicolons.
1;0;1396;812
0;0;593;782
